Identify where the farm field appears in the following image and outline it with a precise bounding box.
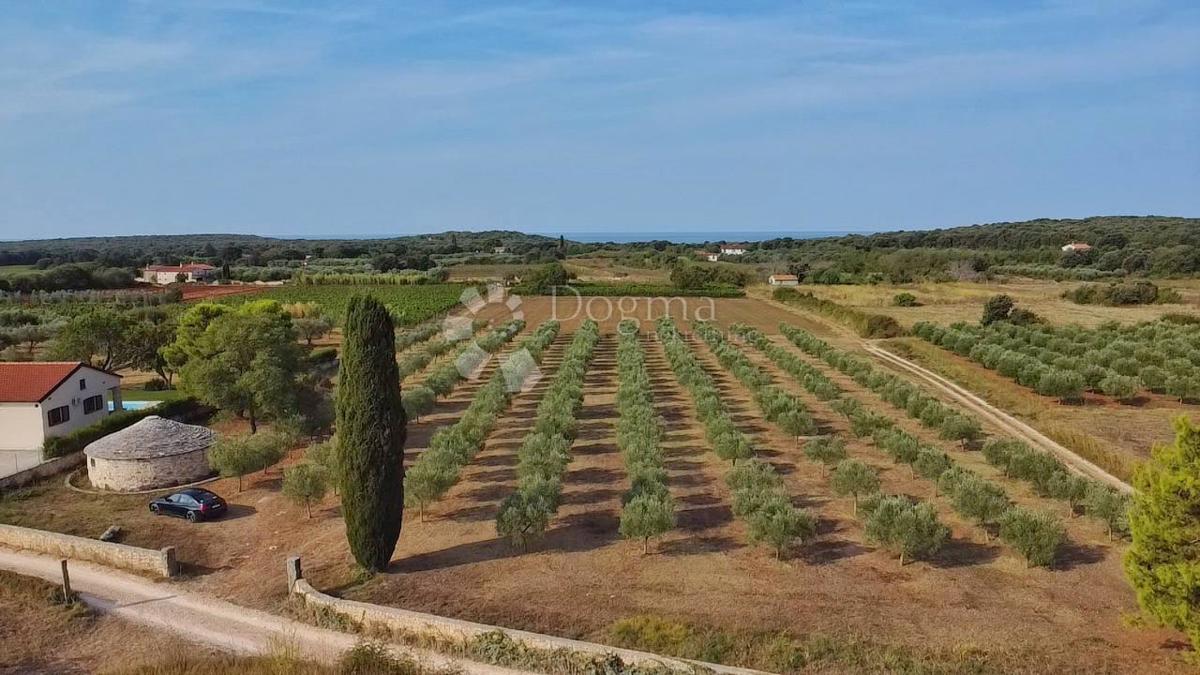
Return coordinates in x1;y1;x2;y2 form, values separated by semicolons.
210;282;468;325
2;293;1191;674
180;283;267;301
790;278;1200;328
0;264;35;277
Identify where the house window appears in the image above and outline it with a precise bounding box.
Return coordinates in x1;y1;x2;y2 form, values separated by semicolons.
79;378;87;390
47;405;70;427
83;395;104;415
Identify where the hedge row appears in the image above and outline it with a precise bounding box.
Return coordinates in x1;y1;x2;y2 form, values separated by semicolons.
615;321;676;553
495;320;600;548
402;319;524;421
402;320;561;518
43;397;205;459
657;318;816;559
771;288;902;338
691;321;817;438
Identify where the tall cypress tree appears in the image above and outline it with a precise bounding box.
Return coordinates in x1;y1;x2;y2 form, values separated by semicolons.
337;295;406;572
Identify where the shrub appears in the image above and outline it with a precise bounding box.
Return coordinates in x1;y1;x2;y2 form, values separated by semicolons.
495;491;554;550
892;292;919;307
1099;374;1141;402
620;494;676;555
830;460;881;515
938;414;982;447
1084;483;1130;540
746;496;817;560
282;462;329;518
43;398;200;459
981;294;1014;325
999;508;1065;568
803;436;847;466
947;474;1009;540
863;496;949;566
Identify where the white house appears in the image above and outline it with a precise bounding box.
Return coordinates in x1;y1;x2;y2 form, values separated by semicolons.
719;244;748;256
0;362;123;451
696;251;720;262
139;263;217;285
1061;242;1093;253
768;274;799;286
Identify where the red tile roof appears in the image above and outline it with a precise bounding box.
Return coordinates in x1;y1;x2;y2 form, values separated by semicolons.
144;264;216;273
0;362;120;403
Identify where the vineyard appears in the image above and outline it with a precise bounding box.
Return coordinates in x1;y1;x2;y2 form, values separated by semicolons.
213;283;468;325
913;317;1200;403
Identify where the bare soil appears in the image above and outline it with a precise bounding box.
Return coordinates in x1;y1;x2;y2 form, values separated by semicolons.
1;297;1191;673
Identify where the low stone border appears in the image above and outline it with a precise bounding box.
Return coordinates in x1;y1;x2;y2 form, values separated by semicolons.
285;557;767;675
63;467;221;496
0;523;177;578
0;452;86;494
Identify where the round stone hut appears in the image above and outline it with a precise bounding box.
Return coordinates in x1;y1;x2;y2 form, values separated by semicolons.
84;416;216;492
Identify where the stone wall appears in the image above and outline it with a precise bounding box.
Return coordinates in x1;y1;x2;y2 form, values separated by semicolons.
0;523;177;578
0;452;85;493
286;557;761;675
88;449;211;492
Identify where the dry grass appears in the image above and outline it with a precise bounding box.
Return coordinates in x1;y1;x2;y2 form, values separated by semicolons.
799;278;1200;328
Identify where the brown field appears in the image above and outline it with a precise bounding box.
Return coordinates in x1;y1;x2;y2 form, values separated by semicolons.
181;284;269;302
2;295;1193;673
789;278;1200;328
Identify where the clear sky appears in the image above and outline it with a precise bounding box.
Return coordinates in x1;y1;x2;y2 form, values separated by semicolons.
1;1;1197;239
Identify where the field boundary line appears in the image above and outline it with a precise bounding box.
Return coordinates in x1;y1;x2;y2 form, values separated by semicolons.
863;342;1133;494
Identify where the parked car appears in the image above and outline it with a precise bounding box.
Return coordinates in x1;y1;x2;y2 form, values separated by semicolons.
148;488;227;522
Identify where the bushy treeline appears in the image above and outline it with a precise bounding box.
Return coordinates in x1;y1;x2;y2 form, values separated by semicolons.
771;288;901;338
991;264;1125;281
0;263;135;293
692;322;816;439
1061;280;1182;306
615;321;676;553
296;270;449;285
401;320;520;421
656;318;816;559
403;321;561;519
495;320;600;548
913;319;1200;403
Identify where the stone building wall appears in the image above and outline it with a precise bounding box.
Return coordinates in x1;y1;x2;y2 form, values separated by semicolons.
87;449;211;492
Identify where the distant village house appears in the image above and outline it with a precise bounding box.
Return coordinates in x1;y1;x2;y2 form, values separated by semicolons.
1060;242;1092;253
0;362;123;452
140;263;218;284
695;251;720;262
768;274;799;287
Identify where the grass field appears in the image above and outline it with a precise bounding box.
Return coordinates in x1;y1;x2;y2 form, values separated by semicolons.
0;264;34;277
797;278;1200;328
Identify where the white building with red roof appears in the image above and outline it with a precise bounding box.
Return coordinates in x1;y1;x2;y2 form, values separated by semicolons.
140;263;217;285
0;362;123;451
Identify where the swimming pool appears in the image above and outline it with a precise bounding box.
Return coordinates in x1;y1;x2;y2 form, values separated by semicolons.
112;400;161;412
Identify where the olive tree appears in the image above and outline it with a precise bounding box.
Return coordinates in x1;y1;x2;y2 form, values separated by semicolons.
830;459;880;515
282;462;329;518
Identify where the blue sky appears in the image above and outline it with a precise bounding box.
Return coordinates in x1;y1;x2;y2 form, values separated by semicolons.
0;1;1197;239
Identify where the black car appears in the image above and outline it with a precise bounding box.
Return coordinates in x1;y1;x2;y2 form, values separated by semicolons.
149;488;227;522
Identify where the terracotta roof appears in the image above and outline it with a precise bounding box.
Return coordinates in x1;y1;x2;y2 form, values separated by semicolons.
144;264;216;273
0;362;121;403
769;274;798;280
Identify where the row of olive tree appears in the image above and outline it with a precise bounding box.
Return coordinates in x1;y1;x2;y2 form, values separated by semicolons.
401;319;523;421
495;320;600;549
778;324;984;447
614;321;676;554
404;321;561;519
691;321;817;440
656;318;816;559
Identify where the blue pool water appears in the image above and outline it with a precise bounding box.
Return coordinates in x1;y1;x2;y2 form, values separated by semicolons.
112;400;160;412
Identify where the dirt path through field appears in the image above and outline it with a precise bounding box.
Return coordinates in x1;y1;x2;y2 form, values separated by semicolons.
0;548;523;674
865;342;1132;494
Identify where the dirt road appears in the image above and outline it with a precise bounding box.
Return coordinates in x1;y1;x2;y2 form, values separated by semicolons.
864;342;1133;494
0;547;523;674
